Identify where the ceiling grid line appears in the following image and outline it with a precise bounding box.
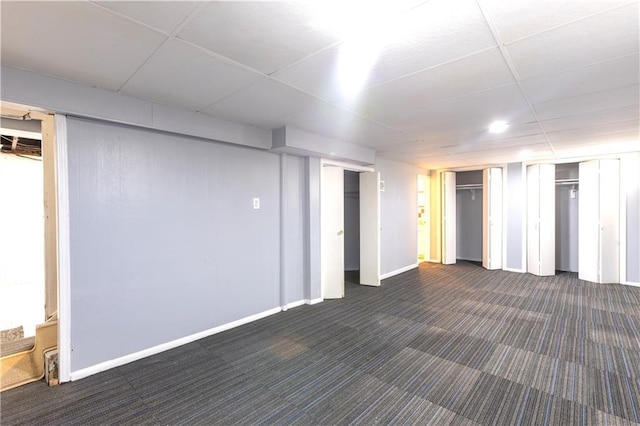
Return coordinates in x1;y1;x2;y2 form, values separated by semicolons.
519;52;640;84
2;1;638;169
502;1;639;46
339;46;501;95
475;0;557;157
114;2;211;93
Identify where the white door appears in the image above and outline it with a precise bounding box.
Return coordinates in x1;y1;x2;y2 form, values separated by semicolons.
599;160;620;283
442;171;456;264
578;160;599;283
321;166;344;298
483;168;503;270
579;160;620;283
359;171;380;286
527;164;555;276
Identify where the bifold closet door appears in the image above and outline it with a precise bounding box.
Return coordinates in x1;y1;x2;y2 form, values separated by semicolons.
482;168;503;270
578;159;620;283
442;171;456;265
359;171;380;287
321;166;344;299
527;164;555;276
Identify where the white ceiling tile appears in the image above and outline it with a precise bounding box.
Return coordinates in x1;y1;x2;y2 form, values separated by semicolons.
534;85;639;121
547;119;640;143
177;2;339;75
455;143;552;159
540;106;640;133
479;0;635;43
93;1;201;34
372;84;535;129
334;48;515;115
271;46;342;101
553;139;640;159
274;0;497;100
121;40;262;111
521;54;639;104
0;1;166;91
362;0;498;85
506;4;639;79
201;78;320;129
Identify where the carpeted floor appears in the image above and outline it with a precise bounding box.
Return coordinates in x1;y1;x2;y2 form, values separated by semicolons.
1;262;639;425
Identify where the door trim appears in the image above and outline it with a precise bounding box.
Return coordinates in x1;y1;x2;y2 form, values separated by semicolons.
54;114;71;382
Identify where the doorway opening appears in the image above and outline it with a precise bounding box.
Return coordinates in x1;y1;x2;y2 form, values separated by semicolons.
320;163;380;299
0;111;44;343
0;102;61;390
455;170;483;264
417;174;429;263
344;170;360;285
555;163;579;273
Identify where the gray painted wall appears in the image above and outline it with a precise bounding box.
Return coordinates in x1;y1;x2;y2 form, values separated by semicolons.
284;155;306;304
555;163;579;272
456;188;483;262
67;117;304;371
555;184;579;272
344;171;360;271
505;163;524;271
376;158;422;275
305;157;322;301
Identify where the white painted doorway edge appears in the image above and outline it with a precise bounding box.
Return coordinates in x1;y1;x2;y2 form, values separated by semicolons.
54;114;71;383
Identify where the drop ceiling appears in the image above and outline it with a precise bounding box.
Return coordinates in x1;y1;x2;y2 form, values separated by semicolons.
1;0;638;169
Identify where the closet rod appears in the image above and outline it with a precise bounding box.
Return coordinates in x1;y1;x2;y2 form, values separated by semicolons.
555;179;579;186
456;184;483;190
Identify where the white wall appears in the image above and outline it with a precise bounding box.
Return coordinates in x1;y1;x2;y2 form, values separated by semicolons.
376;158;425;276
0;153;44;336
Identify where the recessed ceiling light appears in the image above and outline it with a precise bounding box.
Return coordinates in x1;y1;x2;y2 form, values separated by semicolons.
489;120;509;133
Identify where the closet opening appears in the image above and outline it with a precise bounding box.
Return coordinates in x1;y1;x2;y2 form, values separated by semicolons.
555;163;579;273
456;170;483;265
344;170;360;285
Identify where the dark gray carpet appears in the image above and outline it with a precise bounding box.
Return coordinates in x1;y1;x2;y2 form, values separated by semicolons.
2;262;639;425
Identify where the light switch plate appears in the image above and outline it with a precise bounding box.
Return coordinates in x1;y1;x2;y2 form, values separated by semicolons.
253;197;260;209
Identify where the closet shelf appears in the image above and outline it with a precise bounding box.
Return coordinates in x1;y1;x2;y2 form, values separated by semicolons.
555;178;579;186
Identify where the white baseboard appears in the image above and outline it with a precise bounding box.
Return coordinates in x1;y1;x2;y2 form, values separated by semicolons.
305;297;323;305
380;263;419;280
285;300;305;310
621;280;640;287
69;306;282;381
503;267;526;273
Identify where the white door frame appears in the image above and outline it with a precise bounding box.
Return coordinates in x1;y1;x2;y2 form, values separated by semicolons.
319;159;379;294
